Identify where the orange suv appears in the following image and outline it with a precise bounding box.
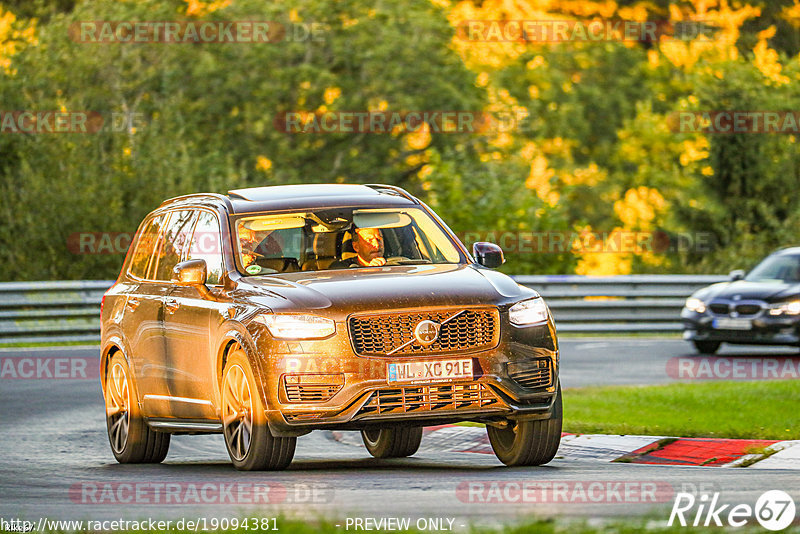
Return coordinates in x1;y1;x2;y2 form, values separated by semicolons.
100;184;561;470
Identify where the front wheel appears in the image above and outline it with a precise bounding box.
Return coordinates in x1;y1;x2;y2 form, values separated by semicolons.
488;384;562;467
104;352;170;463
221;348;296;471
693;340;721;354
361;426;423;458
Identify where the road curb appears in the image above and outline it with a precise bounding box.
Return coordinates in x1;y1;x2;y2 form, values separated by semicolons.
330;427;800;469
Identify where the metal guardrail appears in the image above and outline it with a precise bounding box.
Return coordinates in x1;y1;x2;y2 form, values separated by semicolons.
515;274;727;333
0;275;727;345
0;281;114;345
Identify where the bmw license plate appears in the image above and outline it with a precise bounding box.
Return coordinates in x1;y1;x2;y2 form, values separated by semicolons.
712;317;752;330
387;359;473;384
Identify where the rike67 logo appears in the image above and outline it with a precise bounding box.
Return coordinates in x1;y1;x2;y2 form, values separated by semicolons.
669;490;796;531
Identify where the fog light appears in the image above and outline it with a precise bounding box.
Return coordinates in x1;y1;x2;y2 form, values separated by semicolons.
283;373;344;403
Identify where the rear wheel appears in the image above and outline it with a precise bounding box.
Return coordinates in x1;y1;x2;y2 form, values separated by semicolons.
693;340;721;354
221;348;295;471
361;426;423;458
104;352;170;463
488;384;562;467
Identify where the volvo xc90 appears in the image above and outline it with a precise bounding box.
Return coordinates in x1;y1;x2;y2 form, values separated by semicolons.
100;184;561;470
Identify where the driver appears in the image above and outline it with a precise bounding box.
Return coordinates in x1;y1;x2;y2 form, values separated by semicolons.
352;227;386;267
239;226;260;268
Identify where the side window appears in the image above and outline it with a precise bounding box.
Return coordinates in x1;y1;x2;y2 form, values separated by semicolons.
152;210;197;282
128;214;165;279
188;211;225;285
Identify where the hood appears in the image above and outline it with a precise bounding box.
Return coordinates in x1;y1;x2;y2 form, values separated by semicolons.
235;264;536;316
695;280;800;303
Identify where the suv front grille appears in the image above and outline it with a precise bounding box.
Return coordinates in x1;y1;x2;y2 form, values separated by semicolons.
508;359;552;389
357;383;499;416
349;308;499;356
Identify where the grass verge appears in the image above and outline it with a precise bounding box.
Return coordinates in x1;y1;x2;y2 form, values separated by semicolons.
563;380;799;439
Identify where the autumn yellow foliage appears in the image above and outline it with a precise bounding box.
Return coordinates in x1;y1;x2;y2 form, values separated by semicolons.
0;5;37;74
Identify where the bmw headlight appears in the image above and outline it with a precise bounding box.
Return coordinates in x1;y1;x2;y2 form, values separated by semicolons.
685;297;706;314
509;298;549;326
768;300;800;316
254;314;336;339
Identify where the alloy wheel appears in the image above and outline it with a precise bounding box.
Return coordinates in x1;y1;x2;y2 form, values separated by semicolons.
106;362;130;454
222;364;253;461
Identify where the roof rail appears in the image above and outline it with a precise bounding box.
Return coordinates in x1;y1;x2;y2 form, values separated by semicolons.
364;184;419;203
159;192;233;210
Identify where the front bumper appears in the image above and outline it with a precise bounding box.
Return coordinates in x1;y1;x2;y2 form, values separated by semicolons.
248;315;560;435
682;309;800;345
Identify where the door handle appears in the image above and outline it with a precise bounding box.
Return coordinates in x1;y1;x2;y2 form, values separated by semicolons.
125;297;140;311
165;298;180;314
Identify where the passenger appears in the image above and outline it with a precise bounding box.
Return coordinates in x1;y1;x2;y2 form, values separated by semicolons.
239;226;260;267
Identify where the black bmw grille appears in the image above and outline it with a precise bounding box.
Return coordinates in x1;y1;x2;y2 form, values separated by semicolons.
734;304;761;315
709;303;729;314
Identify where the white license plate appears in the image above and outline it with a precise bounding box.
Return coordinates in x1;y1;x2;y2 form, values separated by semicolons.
713;317;752;330
387;359;473;383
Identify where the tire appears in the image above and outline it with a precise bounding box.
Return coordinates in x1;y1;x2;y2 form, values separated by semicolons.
487;384;562;467
693;340;721;354
104;352;170;464
361;426;423;459
221;348;296;471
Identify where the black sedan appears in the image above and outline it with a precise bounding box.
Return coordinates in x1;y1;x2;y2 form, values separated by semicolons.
682;247;800;354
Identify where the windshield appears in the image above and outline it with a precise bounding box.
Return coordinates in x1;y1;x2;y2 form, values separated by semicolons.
234;207;463;275
744;254;800;283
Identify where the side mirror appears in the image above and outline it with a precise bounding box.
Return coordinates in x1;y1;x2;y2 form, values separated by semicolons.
173;259;207;286
729;269;745;281
473;242;504;269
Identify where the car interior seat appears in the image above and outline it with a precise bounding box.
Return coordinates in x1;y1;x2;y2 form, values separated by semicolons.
301;232;339;271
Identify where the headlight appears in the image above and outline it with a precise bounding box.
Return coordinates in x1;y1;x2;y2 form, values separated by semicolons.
509;298;549;326
685;297;706;313
768;300;800;316
254;314;336;339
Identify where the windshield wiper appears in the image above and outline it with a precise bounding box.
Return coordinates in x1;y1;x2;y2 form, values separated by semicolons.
394;259;432;265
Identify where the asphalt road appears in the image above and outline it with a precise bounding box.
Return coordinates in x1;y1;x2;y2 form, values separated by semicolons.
1;339;798;529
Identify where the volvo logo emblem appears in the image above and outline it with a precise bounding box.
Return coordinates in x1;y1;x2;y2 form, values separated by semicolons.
413;320;440;346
